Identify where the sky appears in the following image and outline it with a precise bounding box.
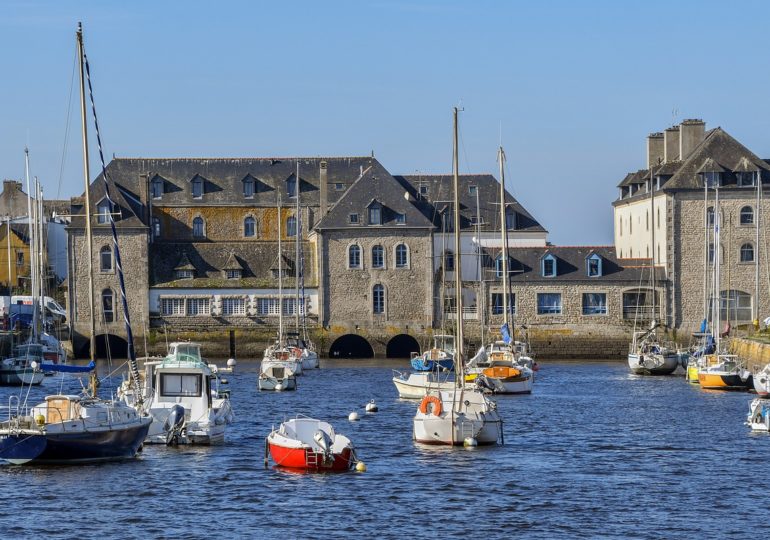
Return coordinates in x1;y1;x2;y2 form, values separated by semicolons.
2;0;770;245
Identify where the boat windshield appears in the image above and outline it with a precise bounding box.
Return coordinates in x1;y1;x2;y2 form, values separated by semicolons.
167;343;202;364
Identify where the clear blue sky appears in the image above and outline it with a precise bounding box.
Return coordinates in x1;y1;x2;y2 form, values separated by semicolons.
2;0;770;245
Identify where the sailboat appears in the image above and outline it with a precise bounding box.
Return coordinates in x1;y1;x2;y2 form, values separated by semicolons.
412;108;503;446
260;191;300;390
627;171;678;375
697;181;752;390
465;146;534;394
0;23;151;465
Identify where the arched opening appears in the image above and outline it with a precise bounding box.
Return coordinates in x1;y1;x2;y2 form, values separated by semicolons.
95;334;128;360
386;334;420;359
329;334;374;359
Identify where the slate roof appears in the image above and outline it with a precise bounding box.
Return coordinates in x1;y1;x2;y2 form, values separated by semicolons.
481;245;665;284
395;174;546;233
315;165;436;230
149;241;315;288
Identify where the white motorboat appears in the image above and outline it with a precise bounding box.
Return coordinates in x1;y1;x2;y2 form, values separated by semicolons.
413;387;502;445
753;363;770;397
746;398;770;432
466;341;533;394
0;344;44;386
259;360;297;391
120;342;234;445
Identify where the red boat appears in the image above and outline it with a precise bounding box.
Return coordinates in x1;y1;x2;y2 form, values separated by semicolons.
266;417;355;471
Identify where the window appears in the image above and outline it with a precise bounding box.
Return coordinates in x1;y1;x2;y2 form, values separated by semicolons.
335;183;344;191
505;208;516;230
286;216;297;237
708;243;715;265
243;177;254;198
444;250;454;272
706;207;715;226
471;216;484;225
469;185;477;196
256;298;281;315
102;289;114;323
537;293;562;315
97;200;111;224
225;269;242;279
372;245;384;269
740;206;754;225
161;373;201;397
542;255;556;277
152;217;161;239
222;298;246;316
244;216;256;237
369;205;381;225
161;298;186;315
349;213;359;224
99;246;112;272
740;243;754;262
15;251;23;266
175;269;193;280
192;217;205;238
395;213;405;224
702;171;721;188
419;185;428;195
495;255;513;278
187;298;210;316
373;284;385;314
348;245;361;268
442;211;454;233
623;289;656;320
151;177;163;199
282;298;306;316
586;254;602;277
191;177;203;199
395;244;408;268
491;293;515;315
582;293;607;315
738;171;756;187
713;290;752;323
287;176;296;197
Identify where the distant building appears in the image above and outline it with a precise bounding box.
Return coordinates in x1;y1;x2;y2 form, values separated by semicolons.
614;119;770;332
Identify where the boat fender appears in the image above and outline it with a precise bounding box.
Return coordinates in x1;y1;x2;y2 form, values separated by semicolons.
355;461;367;472
419;395;442;416
35;414;45;427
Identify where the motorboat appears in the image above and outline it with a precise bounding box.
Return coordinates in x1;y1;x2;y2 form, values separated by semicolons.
0;394;151;465
259;361;297;391
466;340;533;394
0;344;44;386
266;417;356;471
285;332;318;370
746;398;770;432
411;334;455;372
263;343;303;376
119;342;234;445
698;354;752;390
392;369;455;399
628;330;679;375
413;387;502;445
753;363;770;397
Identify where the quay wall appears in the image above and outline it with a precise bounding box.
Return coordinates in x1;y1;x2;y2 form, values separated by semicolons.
730;338;770;371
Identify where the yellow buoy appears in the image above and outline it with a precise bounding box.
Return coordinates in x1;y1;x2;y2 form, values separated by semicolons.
355;461;367;472
35;414;45;426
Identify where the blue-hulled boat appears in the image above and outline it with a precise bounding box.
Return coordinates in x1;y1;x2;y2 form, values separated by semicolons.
410;334;455;372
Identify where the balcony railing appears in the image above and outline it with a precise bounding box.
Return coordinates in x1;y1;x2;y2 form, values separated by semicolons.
444;306;478;320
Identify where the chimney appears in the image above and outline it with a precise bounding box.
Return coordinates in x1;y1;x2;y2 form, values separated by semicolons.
646;132;664;168
319;160;328;221
664;126;680;163
679;119;706;161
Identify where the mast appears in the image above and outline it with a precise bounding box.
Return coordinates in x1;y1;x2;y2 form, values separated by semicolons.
703;178;709;328
714;184;721;352
498;146;510;330
36;179;46;335
756;173;761;326
6;216;12;351
77;24;96;362
294;161;301;334
277;192;283;345
650;170;655;327
452;107;464;383
475;187;484;347
24;149;39;341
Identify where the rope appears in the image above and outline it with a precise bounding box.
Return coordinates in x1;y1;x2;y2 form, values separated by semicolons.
81;45;142;407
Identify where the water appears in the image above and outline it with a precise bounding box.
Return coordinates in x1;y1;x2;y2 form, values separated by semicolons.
0;359;766;539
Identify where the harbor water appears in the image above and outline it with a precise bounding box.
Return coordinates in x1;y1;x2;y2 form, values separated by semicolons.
1;359;766;539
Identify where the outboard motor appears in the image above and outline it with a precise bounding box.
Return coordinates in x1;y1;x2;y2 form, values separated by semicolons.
164;404;186;446
313;429;334;464
475;374;495;392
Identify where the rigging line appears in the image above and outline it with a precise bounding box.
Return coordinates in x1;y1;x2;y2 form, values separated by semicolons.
57;49;78;201
82;47;142;401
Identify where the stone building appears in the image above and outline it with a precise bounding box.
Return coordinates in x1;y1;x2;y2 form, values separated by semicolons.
614;119;770;333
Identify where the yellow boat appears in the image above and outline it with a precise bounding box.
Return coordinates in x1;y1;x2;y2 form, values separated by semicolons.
686;362;700;384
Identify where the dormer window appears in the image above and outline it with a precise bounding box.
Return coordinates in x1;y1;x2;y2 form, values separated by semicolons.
349;213;359;224
702;171;721;188
541;254;556;277
225;269;242;280
191;176;204;199
586;254;602;277
469;185;477;196
495;255;513;278
471;216;484;225
151;177;163;199
335;183;344;191
395;213;405;224
287;216;297;237
176;269;194;280
419;185;428;196
287;176;296;198
368;204;382;225
243;177;255;198
505;208;516;230
96;199;112;224
738;171;756;187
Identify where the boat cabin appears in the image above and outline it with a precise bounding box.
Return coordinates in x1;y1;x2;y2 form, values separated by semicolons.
433;335;456;353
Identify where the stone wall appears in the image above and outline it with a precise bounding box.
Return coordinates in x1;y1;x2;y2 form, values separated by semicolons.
730;338;770;371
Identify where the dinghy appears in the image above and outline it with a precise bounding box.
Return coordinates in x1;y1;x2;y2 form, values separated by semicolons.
266;417;355;471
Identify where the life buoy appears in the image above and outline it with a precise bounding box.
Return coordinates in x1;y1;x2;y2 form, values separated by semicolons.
419;395;442;416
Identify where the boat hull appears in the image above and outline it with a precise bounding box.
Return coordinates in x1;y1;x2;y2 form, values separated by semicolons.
628;353;679;375
301;352;319;370
747;399;770;432
392;373;455;399
268;443;353;471
0;419;151;465
698;372;753;391
0;369;44;386
259;376;297;391
753;369;770;397
413;414;502;445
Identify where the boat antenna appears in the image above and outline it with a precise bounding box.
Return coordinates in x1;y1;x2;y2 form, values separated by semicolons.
79;23;142;405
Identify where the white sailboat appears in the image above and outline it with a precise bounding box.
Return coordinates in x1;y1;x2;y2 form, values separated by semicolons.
628;171;678;375
0;23;151;465
413;108;502;446
466;146;534;394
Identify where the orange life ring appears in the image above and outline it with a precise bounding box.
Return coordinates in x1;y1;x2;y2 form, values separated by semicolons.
419;395;442;416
